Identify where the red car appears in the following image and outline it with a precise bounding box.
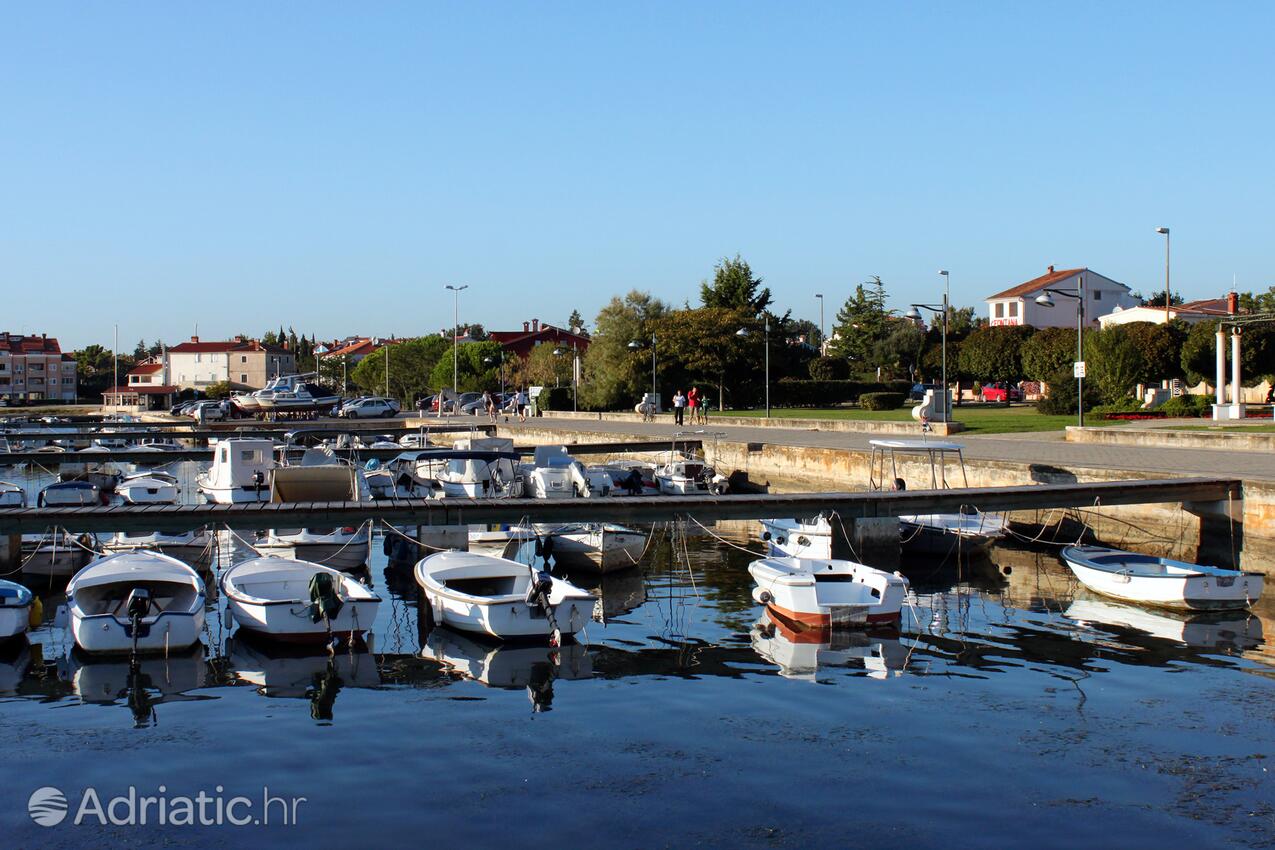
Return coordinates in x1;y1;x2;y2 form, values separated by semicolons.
980;382;1022;403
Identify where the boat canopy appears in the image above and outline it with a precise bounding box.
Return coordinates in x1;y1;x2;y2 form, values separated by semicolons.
868;439;965;453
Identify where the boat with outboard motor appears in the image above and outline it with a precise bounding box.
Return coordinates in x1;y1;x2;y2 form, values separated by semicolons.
66;551;206;655
221;556;381;644
103;472;214;566
197;438;275;503
749;556;910;630
1062;545;1263;611
414;550;594;642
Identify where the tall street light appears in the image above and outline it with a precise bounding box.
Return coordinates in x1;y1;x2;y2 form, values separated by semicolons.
553;342;580;412
445;284;469;407
484;350;506;403
1155;227;1171;323
815;293;825;355
1035;272;1086;427
627;334;656;403
904;270;950;423
736;315;771;417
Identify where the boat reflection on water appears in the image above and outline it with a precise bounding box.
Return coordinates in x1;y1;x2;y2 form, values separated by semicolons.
226;633;380;721
0;637;32;695
63;646;210;727
1065;598;1264;653
561;566;648;623
423;626;592;712
750;611;909;681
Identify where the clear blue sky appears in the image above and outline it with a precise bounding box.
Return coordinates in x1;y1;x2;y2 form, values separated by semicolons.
3;3;1272;350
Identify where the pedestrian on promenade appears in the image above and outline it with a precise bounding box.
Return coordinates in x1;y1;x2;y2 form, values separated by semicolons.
672;389;686;425
687;387;699;425
517;388;530;422
483;390;495;422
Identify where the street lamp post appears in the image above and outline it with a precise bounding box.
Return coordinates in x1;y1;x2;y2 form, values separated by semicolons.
1035;272;1087;427
627;334;656;402
384;339;390;399
815;293;825;355
553;342;580;412
445;284;469;408
905;270;950;424
736;316;771;417
484;351;506;402
1156;227;1171;322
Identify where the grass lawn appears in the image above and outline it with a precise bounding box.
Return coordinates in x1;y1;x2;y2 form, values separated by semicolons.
721;405;1106;434
1170;423;1275;433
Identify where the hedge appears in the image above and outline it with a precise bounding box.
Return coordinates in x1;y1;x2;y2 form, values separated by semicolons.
536;387;575;412
860;392;906;411
771;379;894;407
1158;394;1211;418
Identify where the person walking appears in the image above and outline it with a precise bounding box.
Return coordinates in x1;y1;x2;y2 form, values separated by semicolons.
686;387;699;425
672;389;686;426
517;388;530;422
483;390;495;422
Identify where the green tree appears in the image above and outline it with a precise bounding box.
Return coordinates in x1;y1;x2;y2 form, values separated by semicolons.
518;342;574;388
655;306;753;410
579;290;669;409
1021;326;1078;382
788;318;821;349
350;336;450;402
957;326;1034;383
808;356;849;380
568;310;587;336
203;381;233;399
872;322;927;380
1083;326;1145;403
428;340;504;393
829;277;891;368
699;254;772;314
1120;321;1186;384
1238;286;1275;314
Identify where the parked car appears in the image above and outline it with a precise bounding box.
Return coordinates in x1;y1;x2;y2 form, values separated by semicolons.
980;382;1022;403
188;400;226;421
342;397;400;419
909;383;943;402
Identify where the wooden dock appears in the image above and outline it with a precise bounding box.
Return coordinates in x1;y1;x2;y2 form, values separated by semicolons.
0;476;1239;534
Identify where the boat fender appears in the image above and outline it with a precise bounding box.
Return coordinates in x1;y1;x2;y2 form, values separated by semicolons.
28;597;43;629
797;536;810;546
758;590;773;604
365;458;381;471
223;607;233;628
761;531;772;541
776;536;786;546
534;534;556;566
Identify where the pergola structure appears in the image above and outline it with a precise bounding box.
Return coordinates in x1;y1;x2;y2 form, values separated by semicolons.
1212;312;1275;420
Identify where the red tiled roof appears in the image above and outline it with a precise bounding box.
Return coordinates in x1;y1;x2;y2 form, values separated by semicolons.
169;338;289;354
1175;298;1231;316
102;385;178;395
130;362;164;375
0;333;63;354
987;267;1086;301
324;338;386;358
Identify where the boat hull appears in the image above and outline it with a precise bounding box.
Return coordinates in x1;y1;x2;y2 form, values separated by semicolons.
0;606;31;639
70;610;204;655
254;539;371;572
748;557;909;630
1066;559;1263;611
227;598;380;644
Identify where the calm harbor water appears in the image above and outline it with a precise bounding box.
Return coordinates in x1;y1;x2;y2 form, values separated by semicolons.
1;462;1273;847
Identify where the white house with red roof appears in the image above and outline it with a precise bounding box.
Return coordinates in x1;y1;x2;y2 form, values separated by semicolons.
985;266;1137;329
1098;292;1239;327
167;336;295;390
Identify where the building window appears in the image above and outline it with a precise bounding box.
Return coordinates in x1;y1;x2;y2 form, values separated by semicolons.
1093;290;1102;301
240;374;247;382
195;353;202;362
1009;302;1019;318
995;303;1004;318
241;356;247;363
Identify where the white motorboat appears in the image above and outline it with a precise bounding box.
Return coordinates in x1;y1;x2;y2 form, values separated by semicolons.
467;525;537;557
532;523;648;572
1061;545;1263;611
521;446;609;499
197;438;275;503
760;516;834;559
221;556;381;644
253;453;371;571
424;626;591;711
750;612;908;681
66;551;206;655
748;556;910;630
0;481;25;507
596;461;661;496
38;479;101;507
0;580;34;639
434;446;526;498
414;551;594;642
1064;598;1263;652
256;382;340;414
21;531;89;580
653;447;728;496
104;472;213;566
868;438;1007;555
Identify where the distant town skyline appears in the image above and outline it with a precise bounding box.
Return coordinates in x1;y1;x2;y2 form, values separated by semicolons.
3;3;1272;350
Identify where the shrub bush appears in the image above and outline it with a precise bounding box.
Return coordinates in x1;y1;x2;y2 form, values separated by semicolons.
1091;397;1145;420
772;379;889;407
1036;371;1099;416
536;387;574;411
860;392;906;411
808;356;849;381
1158;393;1211;418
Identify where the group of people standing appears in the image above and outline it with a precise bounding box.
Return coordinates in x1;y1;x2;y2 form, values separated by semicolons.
671;387;707;426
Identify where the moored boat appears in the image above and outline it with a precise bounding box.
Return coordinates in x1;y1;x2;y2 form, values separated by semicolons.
414;551;594;642
221;556;381;644
66;551;206;655
748;556;910;629
104;472;213;566
0;580;35;639
197;438;275;503
1061;545;1263;611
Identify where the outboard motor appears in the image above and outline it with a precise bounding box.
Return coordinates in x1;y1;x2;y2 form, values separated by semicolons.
524;569;562;647
126;587;151;656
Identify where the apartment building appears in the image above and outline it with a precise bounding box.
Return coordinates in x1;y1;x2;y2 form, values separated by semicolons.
167;336;296;390
0;332;78;402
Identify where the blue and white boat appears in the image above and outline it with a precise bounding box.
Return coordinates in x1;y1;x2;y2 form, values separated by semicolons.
0;580;34;639
1062;545;1264;611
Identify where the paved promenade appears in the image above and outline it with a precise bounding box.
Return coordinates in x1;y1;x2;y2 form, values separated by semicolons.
422;413;1275;482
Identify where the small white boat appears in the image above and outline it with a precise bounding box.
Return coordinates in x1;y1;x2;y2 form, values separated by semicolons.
520;446;607;499
467;525;537;557
1062;545;1263;611
532;523;648;572
748;556;910;630
66;552;206;655
256;382;340;414
253;454;372;571
221;556;381;644
21;530;91;579
898;511;1008;555
38;479;101;507
105;472;213;565
197;438;275;503
0;580;34;639
653;454;728;495
0;481;26;507
414;551;594;642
